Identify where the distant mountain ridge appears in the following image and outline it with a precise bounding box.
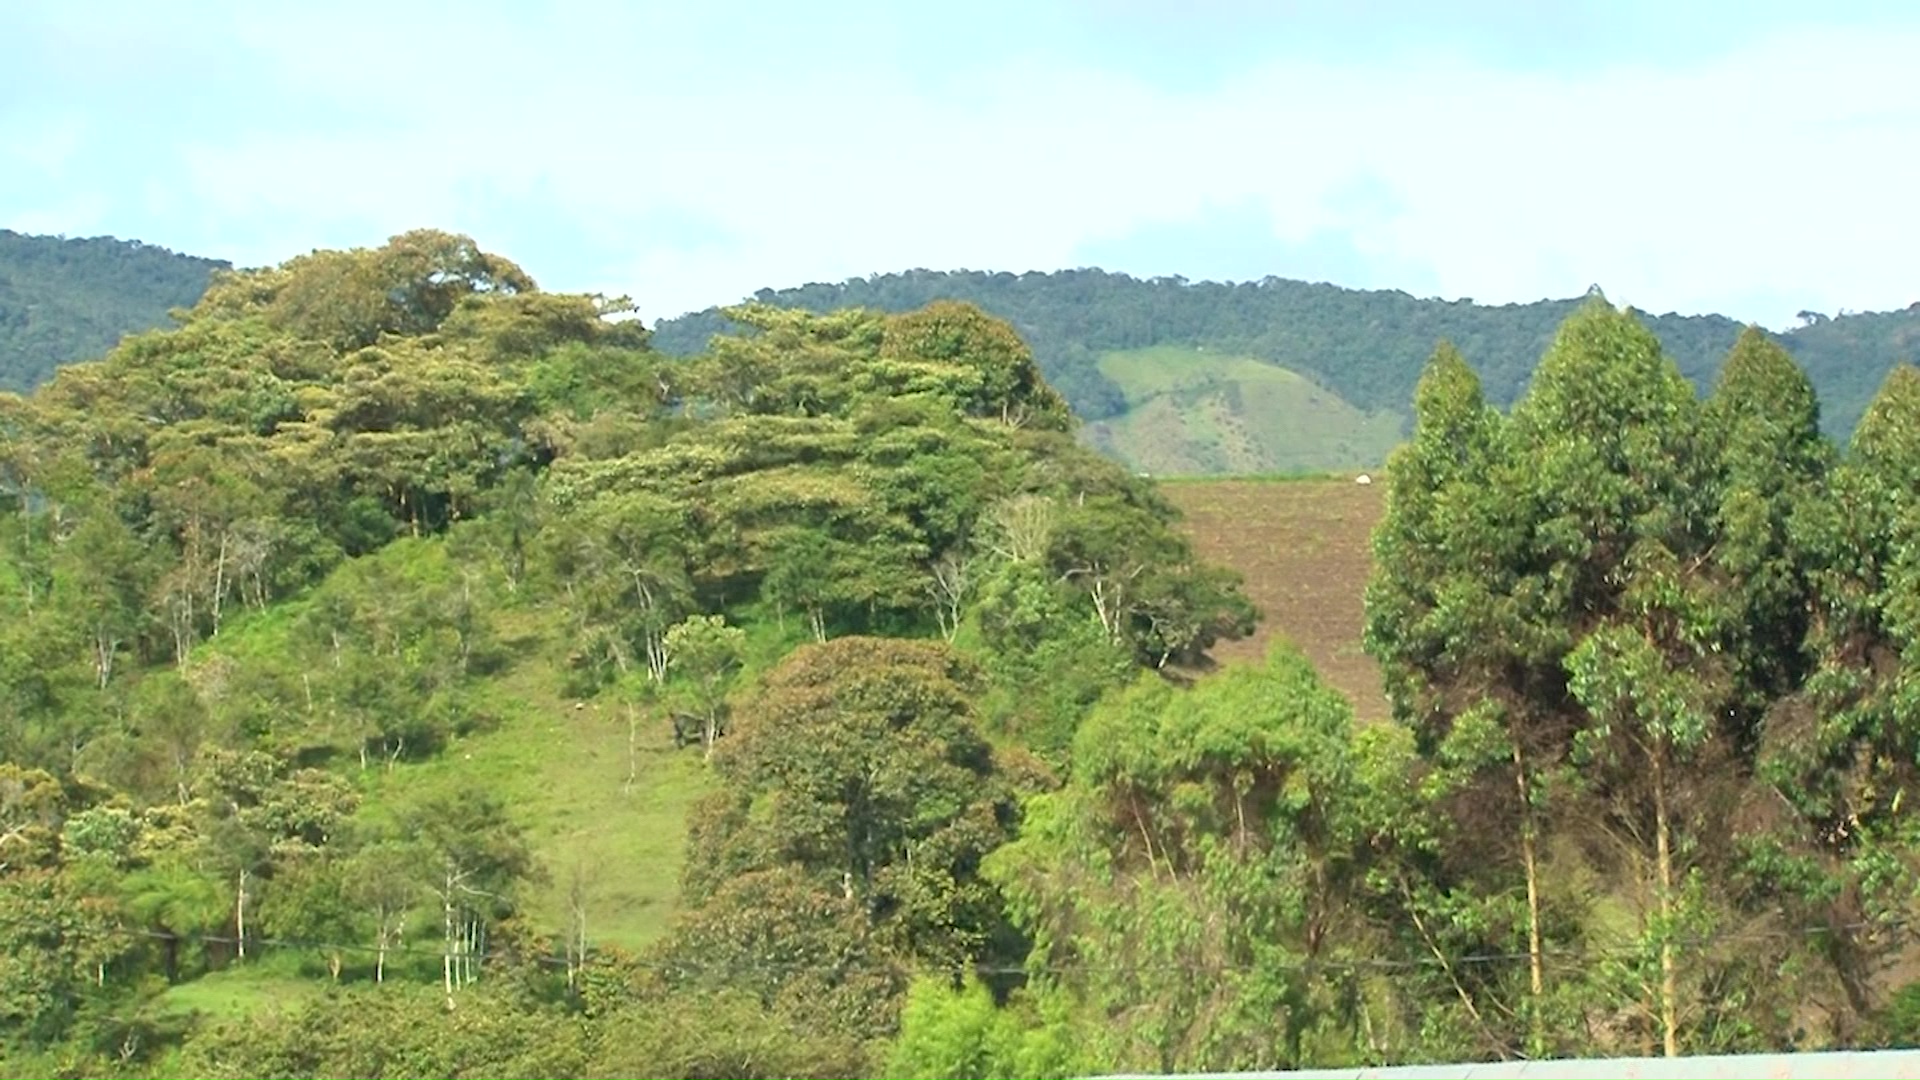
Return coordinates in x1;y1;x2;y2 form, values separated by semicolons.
654;270;1920;473
6;227;1917;475
0;229;230;392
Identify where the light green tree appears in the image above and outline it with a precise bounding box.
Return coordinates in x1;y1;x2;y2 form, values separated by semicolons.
663;613;746;758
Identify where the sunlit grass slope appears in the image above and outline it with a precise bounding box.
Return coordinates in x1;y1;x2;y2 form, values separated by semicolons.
1080;346;1407;476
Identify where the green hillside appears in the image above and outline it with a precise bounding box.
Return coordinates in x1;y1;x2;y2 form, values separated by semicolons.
0;233;1260;1076
9;229;1920;478
1083;346;1404;474
0;229;230;391
348;602;714;950
655;270;1920;474
14;229;1920;1075
141;581;717;1024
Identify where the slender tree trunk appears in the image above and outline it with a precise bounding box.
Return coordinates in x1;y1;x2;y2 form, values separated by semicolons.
168;591;194;671
567;867;588;994
211;531;229;636
17;509;34;617
376;917;389;984
645;628;668;683
1514;741;1545;1055
1131;796;1161;882
624;703;639;795
1652;743;1678;1058
235;868;248;962
442;876;456;1007
93;631;116;688
633;578;670;683
1400;872;1499;1053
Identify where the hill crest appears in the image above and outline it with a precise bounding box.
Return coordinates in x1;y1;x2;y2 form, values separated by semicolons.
8;228;1919;475
0;229;231;392
654;268;1920;472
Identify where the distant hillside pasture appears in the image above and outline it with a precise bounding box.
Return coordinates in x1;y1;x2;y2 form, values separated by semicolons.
11;231;1919;476
655;269;1920;474
1085;346;1406;475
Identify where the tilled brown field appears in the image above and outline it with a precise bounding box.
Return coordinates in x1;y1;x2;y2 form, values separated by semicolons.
1162;477;1390;724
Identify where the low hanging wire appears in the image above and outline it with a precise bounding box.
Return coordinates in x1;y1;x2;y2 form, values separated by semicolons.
10;911;1908;980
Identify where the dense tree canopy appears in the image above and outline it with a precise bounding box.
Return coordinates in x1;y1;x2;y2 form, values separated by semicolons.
11;229;1920;477
0;231;229;394
656;269;1920;447
0;230;1260;1076
9;229;1920;1077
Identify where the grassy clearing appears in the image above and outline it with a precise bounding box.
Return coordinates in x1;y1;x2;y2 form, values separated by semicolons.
1083;346;1406;476
158;955;327;1019
191;562;835;1002
356;604;717;953
154;593;721;1023
158;467;1388;1021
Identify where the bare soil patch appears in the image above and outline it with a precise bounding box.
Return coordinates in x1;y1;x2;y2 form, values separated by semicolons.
1163;477;1390;724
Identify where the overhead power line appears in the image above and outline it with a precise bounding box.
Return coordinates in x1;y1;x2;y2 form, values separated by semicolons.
5;911;1908;982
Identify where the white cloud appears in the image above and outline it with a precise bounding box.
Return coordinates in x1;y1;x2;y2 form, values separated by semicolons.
5;195;111;240
7;9;1918;327
0;110;90;178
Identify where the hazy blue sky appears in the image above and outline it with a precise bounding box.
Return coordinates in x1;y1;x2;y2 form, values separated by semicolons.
4;0;1917;326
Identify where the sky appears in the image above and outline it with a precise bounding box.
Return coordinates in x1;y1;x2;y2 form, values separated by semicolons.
4;0;1919;329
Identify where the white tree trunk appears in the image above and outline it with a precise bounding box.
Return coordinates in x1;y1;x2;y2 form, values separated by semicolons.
235;868;248;962
442;874;457;1007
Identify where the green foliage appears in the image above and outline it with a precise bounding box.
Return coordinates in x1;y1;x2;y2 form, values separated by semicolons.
589;985;874;1079
663;613;745;755
1703;328;1832;730
1359;303;1920;1062
1085;346;1407;475
177;985;594;1079
27;231;1920;1077
662;637;1040;1045
887;975;1086;1080
984;642;1372;1075
0;230;229;394
657;269;1920;473
0;230;1261;1075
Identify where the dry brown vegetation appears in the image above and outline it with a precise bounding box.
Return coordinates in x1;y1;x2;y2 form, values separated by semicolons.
1163;476;1390;723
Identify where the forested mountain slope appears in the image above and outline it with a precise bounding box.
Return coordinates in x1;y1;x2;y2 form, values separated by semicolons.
11;229;1920;1075
655;270;1920;473
0;230;1255;1076
10;225;1920;477
0;230;229;391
